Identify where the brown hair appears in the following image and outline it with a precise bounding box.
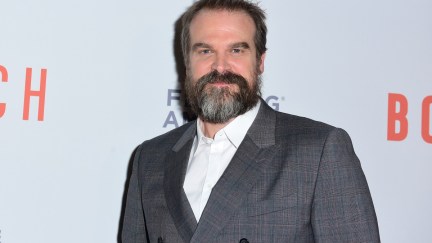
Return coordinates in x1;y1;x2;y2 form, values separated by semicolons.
181;0;267;64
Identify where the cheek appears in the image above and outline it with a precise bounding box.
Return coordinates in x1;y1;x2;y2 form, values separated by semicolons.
190;61;211;80
231;61;256;83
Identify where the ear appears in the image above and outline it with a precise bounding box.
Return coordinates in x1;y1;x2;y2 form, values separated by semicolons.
258;52;266;74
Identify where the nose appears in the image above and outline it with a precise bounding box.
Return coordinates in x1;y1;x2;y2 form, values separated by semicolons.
212;53;231;74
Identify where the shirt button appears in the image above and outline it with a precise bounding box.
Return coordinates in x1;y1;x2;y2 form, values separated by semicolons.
239;238;249;243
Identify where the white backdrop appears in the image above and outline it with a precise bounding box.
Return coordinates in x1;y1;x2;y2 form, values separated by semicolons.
0;0;431;242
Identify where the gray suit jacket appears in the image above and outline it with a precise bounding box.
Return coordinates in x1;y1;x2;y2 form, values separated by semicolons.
122;101;380;243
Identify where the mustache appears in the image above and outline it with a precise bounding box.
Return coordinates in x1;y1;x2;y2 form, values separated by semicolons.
197;70;248;86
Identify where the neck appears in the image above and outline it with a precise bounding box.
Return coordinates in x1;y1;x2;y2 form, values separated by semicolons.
201;118;234;138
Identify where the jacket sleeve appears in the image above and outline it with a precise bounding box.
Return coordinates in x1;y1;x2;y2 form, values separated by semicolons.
311;128;380;243
122;144;149;243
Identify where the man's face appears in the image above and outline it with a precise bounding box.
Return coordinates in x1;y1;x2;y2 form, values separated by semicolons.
185;9;266;123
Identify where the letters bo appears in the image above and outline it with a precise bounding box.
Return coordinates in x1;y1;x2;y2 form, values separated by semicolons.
387;93;432;144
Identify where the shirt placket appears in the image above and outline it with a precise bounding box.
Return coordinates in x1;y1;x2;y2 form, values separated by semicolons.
199;133;224;215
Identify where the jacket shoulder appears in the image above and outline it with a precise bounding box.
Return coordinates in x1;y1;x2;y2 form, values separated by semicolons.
275;111;335;135
138;121;195;151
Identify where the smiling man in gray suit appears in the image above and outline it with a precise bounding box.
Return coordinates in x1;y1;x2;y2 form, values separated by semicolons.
122;0;380;242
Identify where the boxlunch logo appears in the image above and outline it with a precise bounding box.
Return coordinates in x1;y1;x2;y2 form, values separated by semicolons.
163;88;284;128
0;64;47;121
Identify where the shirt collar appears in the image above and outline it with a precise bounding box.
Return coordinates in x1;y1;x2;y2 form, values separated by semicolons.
196;100;261;148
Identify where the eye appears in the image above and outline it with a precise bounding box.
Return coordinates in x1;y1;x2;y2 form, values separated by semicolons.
231;48;242;54
199;49;212;54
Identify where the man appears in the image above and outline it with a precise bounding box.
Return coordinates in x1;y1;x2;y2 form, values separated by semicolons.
122;0;380;242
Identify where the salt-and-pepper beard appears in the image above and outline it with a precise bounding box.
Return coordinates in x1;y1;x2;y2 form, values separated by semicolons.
185;69;262;124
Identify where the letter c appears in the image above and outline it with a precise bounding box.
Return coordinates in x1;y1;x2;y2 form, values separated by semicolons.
0;65;8;118
422;96;432;144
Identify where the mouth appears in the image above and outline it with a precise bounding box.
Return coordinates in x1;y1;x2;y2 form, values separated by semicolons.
208;77;235;87
210;81;232;88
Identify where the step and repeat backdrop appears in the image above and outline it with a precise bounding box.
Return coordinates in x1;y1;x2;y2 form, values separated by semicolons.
1;0;431;242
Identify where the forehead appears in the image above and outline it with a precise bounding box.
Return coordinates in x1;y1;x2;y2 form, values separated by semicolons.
189;9;256;43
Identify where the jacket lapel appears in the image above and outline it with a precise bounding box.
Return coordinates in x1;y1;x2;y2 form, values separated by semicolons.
191;101;278;242
163;123;198;243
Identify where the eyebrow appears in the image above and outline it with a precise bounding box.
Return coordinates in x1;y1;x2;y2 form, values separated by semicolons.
192;43;211;51
231;42;250;49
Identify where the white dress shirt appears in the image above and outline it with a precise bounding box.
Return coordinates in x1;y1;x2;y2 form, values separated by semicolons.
183;101;261;221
